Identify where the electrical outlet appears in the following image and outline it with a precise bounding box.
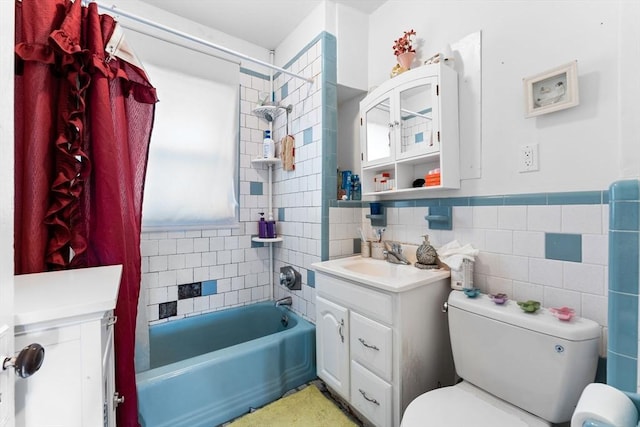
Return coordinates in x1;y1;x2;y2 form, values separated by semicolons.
519;143;539;172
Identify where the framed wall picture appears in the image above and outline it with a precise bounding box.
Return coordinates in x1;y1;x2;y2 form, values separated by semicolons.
523;60;579;118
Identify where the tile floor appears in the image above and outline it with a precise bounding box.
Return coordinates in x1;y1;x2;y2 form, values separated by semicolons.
221;378;365;426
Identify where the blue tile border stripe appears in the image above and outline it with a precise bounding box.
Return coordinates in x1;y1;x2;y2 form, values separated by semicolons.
607;179;639;392
326;190;609;209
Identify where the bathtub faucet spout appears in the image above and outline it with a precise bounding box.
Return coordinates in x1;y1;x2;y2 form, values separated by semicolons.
275;296;293;307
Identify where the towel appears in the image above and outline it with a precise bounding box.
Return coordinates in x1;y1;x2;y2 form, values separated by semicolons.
437;240;479;271
281;135;295;171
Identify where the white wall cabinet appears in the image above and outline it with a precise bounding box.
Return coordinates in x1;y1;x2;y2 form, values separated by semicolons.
13;265;122;427
314;269;455;427
360;63;459;196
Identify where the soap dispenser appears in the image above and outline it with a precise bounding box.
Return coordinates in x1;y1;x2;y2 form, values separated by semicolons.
258;212;268;238
415;234;438;269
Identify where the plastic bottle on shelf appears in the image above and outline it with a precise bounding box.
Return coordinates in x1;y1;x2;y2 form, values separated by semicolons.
266;212;277;238
263;130;274;158
258;212;268;238
351;175;361;200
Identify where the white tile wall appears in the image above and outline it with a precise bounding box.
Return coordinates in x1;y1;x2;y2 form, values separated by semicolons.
362;203;609;353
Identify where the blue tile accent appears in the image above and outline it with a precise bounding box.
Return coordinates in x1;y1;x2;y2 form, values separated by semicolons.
469;196;504;206
278;207;285;222
547;191;603;205
329;200;364;208
414;198;441;207
440;197;471;206
610;201;640;231
607;351;638;392
609;231;639;294
303;127;313;145
426;206;452;230
504;193;548;205
608;291;639;357
353;238;361;253
251;236;264;248
239;67;270;81
545;233;582;262
607;179;640;391
610;179;640;201
321;32;338;261
281;82;289;100
249;181;263;196
307;270;316;288
202;280;218;296
415;132;424;143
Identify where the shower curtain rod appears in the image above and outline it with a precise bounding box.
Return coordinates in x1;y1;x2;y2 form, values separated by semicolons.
90;2;315;84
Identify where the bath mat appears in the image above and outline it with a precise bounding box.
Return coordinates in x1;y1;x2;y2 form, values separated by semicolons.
228;385;357;427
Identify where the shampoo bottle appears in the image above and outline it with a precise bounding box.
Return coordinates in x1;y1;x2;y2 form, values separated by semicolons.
266;212;276;238
258;212;268;238
263;130;274;159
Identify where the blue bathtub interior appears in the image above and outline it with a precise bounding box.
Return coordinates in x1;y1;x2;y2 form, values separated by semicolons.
137;302;316;427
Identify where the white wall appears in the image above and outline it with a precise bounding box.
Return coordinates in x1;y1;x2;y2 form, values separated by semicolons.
367;0;631;197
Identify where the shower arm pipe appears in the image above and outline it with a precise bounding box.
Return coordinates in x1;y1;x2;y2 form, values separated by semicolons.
91;2;315;84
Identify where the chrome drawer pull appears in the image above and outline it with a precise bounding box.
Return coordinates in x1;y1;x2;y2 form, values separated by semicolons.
359;389;380;406
338;319;344;343
358;338;380;351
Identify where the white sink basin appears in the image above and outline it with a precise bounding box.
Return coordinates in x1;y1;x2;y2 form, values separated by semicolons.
312;256;450;292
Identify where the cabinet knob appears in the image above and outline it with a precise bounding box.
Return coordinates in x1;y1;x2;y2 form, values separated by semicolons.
3;343;45;379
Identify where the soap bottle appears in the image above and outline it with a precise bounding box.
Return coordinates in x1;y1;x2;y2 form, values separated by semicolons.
263;130;274;158
266;212;276;238
258;212;268;238
351;174;361;200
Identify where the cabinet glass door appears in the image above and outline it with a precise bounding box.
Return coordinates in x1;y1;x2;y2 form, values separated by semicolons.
363;95;393;166
397;78;439;160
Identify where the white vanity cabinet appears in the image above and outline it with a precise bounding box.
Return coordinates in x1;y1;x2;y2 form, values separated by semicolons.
314;259;455;427
360;63;459;195
13;265;122;427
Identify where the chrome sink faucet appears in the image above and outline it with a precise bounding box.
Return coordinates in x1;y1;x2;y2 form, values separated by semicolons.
384;242;410;265
275;296;293;307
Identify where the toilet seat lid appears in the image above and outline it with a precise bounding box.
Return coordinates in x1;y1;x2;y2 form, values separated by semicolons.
401;382;550;427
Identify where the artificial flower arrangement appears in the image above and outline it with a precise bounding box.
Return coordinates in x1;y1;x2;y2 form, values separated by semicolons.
391;29;417;77
392;29;417;56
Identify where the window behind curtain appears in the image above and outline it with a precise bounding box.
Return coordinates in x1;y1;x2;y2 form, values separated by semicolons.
134;34;240;230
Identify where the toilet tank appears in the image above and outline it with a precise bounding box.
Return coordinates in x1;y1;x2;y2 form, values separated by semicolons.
447;291;600;424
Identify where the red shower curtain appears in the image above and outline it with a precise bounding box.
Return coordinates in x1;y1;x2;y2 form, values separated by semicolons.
14;1;157;426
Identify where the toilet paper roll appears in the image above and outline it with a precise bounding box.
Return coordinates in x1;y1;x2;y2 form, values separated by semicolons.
571;383;638;427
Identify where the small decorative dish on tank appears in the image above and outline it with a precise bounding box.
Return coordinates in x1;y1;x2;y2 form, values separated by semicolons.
489;293;508;305
549;306;576;321
517;300;541;313
463;288;480;298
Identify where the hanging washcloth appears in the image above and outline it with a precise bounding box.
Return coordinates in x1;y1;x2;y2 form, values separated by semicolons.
281;135;295;171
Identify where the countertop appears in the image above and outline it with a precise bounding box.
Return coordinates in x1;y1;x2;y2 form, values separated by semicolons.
312;255;450;293
14;265;122;326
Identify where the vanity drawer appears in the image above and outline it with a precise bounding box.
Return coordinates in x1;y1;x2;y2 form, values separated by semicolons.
316;273;392;324
350;360;392;427
350;311;392;382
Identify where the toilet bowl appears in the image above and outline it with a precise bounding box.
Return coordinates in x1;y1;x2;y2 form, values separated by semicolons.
401;291;600;427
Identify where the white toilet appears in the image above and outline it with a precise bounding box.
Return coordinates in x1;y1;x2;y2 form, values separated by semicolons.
401;291;600;426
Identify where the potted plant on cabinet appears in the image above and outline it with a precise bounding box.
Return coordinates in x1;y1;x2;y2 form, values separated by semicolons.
393;29;417;71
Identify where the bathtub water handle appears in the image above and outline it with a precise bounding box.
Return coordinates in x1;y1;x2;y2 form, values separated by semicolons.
338;319;344;343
